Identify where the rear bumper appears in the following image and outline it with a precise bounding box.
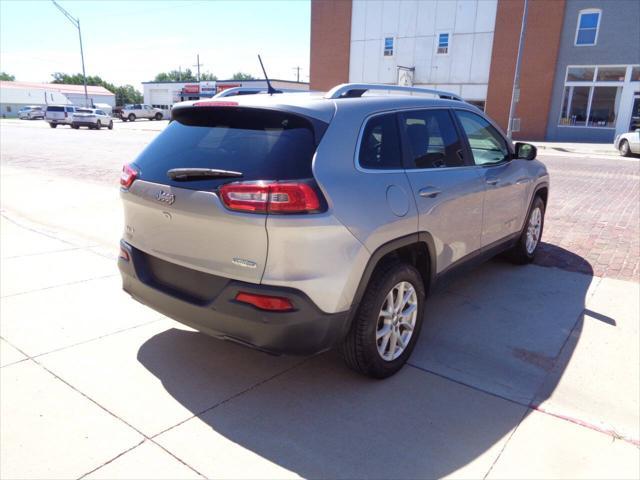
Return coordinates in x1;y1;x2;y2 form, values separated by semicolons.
72;120;98;127
118;241;349;355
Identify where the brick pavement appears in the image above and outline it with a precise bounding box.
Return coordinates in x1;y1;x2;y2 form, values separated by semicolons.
536;155;640;282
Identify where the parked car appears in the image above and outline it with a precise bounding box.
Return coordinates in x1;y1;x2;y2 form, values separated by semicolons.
45;105;76;128
119;104;163;122
18;106;44;120
71;108;113;130
614;130;640;157
118;83;549;378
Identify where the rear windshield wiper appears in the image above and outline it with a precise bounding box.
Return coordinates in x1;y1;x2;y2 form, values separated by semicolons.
167;168;243;181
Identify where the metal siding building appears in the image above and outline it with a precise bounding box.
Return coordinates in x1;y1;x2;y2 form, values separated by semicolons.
0;81;115;118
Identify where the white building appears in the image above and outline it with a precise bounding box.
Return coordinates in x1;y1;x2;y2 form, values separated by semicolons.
143;79;309;117
0;81;115;118
348;0;498;108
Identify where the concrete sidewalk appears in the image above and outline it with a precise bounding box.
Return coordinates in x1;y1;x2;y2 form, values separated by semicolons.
1;166;639;478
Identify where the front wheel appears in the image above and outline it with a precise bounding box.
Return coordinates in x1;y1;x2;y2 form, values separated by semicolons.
71;124;79;129
108;121;113;130
508;196;545;264
154;112;162;120
619;140;631;157
49;123;57;128
340;261;425;378
128;114;135;122
96;120;102;130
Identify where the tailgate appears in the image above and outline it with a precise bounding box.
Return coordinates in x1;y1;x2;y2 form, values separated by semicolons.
122;180;267;284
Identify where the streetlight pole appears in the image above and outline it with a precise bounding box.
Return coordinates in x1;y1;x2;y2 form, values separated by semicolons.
506;0;529;140
51;0;89;107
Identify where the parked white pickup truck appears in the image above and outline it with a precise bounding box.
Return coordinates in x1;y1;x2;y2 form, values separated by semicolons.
120;104;164;122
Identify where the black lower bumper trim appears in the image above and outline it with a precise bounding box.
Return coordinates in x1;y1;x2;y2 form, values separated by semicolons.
118;241;349;355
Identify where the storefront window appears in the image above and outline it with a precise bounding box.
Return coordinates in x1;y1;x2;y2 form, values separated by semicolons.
567;67;595;81
588;87;621;127
596;67;627;82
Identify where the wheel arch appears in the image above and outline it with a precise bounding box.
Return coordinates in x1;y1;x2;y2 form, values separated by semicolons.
345;232;436;331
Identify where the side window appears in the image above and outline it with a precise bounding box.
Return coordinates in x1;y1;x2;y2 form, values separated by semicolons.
97;110;105;116
455;110;510;166
135;104;142;110
358;113;402;170
399;109;465;168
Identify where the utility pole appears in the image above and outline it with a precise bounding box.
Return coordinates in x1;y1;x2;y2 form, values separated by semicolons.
193;54;203;82
506;0;529;140
293;66;301;82
51;0;89;107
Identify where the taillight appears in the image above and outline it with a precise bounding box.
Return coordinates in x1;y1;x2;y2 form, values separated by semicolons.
120;164;138;189
235;292;294;311
219;181;321;214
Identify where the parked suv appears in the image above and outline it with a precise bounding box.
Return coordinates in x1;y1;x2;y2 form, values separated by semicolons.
45;105;76;128
18;105;44;120
120;104;163;122
118;84;549;378
72;108;114;130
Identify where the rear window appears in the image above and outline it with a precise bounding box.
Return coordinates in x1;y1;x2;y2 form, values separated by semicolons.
132;107;325;190
46;106;64;112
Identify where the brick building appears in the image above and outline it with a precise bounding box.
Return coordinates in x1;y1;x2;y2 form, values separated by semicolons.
310;0;640;142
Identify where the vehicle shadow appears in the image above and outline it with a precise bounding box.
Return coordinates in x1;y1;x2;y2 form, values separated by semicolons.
137;246;598;478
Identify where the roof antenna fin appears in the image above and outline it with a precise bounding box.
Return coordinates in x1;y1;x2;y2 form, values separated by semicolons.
258;55;281;95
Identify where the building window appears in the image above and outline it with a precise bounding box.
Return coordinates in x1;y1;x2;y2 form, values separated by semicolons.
436;33;450;54
631;66;640;82
383;37;393;56
575;9;601;46
559;65;625;128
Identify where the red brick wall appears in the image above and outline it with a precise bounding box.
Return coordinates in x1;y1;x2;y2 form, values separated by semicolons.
310;0;352;91
486;0;565;140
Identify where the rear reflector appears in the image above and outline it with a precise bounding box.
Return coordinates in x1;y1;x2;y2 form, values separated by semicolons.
219;181;320;214
235;292;294;311
120;164;138;189
193;101;238;107
119;246;130;262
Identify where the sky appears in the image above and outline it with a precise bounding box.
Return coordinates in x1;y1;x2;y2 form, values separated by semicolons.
0;0;311;90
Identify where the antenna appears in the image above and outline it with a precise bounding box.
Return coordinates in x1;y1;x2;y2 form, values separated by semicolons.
258;55;281;95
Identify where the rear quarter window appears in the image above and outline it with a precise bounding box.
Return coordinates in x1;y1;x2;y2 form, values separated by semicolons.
46;106;64;112
358;113;403;170
132;107;326;191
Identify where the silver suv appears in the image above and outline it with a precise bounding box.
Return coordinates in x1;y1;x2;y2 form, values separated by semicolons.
118;84;549;378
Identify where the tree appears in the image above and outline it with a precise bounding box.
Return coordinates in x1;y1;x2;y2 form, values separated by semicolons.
0;72;15;81
231;72;256;81
154;69;197;82
50;72;142;106
114;85;142;105
200;72;218;81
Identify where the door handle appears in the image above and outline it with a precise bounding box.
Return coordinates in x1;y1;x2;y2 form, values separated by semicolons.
516;177;531;185
486;177;499;186
419;186;442;198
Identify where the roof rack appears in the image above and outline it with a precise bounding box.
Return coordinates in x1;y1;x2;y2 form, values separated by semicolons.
325;83;464;102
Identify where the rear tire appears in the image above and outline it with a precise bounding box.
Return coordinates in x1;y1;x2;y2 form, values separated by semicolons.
96;120;102;130
154;112;162;120
340;261;425;378
108;121;113;130
619;140;631;157
49;123;57;128
72;124;79;129
128;114;135;122
508;196;545;264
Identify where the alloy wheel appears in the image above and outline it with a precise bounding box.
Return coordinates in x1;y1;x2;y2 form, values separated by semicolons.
526;207;542;254
376;281;418;361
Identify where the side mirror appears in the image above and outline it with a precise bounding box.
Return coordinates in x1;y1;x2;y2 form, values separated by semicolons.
515;142;537;160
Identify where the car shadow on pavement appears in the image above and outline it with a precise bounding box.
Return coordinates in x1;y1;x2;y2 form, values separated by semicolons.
137;246;599;478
